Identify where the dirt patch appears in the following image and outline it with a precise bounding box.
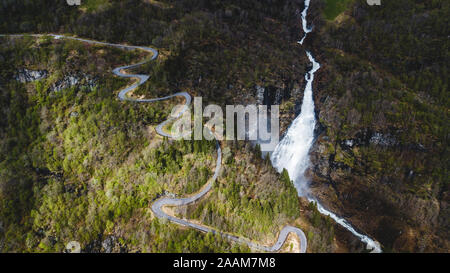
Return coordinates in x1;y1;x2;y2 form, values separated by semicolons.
280;232;300;253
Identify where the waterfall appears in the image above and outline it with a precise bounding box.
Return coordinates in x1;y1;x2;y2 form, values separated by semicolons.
270;0;382;253
298;0;312;45
271;51;319;196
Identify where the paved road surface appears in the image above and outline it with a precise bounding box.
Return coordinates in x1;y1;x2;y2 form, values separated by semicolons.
0;33;307;253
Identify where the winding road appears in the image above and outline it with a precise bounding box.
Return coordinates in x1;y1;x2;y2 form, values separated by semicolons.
1;33;307;253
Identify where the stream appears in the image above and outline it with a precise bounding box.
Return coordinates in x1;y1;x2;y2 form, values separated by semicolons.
270;0;382;253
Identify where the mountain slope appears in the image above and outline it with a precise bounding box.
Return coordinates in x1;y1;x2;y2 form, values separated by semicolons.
307;0;449;252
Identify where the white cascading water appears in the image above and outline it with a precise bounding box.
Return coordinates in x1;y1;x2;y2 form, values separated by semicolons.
271;0;382;253
271;51;319;195
298;0;313;45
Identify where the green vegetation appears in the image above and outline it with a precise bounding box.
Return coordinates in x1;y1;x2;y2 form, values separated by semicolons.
308;0;449;252
0;0;308;106
323;0;354;20
305;202;336;252
183;143;300;243
82;0;111;12
3;0;446;253
0;37;245;252
0;0;316;252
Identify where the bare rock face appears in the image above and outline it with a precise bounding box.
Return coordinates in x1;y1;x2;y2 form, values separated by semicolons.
253;81;304;136
15;69;97;93
262;85;291;106
369;132;398;146
101;236;116;253
15;68;48;83
255;85;265;105
50;74;97;92
308;124;448;252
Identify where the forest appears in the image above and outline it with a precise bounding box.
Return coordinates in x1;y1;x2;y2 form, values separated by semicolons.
0;0;448;253
307;0;449;252
0;0;338;253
